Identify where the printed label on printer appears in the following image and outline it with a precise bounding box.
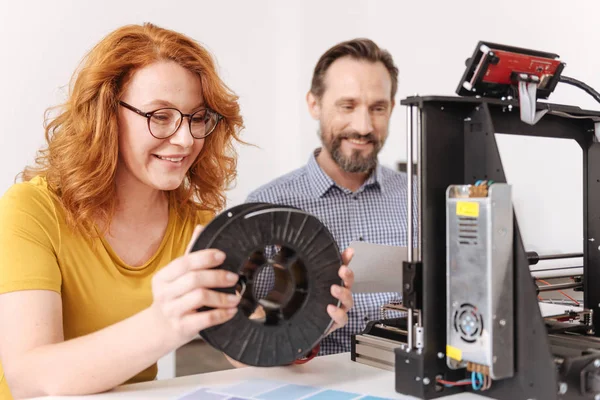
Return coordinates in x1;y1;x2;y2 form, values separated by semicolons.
456;201;479;217
446;344;463;361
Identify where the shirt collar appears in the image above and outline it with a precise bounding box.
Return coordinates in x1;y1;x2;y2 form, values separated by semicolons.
306;148;384;198
307;149;336;198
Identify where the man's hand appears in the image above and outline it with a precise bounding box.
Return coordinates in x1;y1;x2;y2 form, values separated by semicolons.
326;248;355;335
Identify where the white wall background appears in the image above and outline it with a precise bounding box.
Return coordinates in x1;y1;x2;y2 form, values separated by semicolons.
3;0;598;256
1;0;598;379
1;0;597;266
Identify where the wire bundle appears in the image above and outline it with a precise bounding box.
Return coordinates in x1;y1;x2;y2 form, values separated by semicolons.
474;180;494;186
436;372;491;391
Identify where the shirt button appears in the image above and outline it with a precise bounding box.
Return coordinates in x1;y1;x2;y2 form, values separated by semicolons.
359;237;364;241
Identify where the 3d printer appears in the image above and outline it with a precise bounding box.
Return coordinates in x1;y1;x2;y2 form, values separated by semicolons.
351;41;600;400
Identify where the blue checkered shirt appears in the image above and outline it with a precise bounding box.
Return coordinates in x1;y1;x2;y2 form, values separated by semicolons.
246;149;412;356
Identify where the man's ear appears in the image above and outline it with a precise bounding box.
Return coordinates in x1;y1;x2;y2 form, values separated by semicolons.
306;91;321;120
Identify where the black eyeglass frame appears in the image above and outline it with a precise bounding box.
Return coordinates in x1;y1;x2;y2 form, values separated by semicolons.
118;100;223;139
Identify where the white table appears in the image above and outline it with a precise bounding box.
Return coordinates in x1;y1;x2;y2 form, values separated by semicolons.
30;353;487;400
26;302;576;400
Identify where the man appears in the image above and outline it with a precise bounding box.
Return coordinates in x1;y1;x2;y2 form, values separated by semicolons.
246;38;412;355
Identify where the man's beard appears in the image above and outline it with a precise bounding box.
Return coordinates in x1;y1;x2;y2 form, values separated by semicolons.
320;128;383;173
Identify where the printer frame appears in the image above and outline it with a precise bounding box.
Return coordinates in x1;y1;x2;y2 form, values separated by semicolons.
364;96;600;400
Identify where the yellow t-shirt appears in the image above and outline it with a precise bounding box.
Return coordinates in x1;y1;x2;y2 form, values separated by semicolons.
0;176;213;395
0;372;11;400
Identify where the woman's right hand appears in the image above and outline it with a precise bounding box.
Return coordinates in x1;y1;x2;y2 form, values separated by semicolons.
150;225;240;349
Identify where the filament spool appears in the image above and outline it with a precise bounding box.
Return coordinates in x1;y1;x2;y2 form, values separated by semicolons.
191;202;342;366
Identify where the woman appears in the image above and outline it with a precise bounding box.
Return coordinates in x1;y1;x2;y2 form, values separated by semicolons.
0;23;354;399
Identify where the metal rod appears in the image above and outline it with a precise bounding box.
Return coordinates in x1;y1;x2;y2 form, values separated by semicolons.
374;324;409;336
407;106;414;263
543;310;591;321
537;282;583;292
537;253;583;261
531;267;583;279
541;299;583;306
416;106;422;262
381;303;408;312
530;265;583;273
407;307;413;350
527;251;583;265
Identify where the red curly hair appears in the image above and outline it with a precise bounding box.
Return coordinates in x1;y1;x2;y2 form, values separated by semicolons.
21;23;244;237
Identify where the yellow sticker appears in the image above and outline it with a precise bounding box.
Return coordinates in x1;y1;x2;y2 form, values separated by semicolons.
446;345;463;361
456;201;479;217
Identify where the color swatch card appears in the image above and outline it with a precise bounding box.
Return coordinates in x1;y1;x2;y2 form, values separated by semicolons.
177;379;394;400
